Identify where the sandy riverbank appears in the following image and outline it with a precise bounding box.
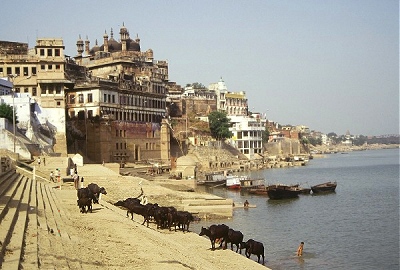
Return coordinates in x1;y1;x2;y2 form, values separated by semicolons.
55;164;270;269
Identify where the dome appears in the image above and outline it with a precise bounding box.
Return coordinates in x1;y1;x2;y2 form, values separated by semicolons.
126;39;140;52
90;40;101;54
176;155;196;166
107;37;121;52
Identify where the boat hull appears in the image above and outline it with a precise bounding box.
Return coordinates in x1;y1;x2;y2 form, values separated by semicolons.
267;185;301;200
311;182;337;193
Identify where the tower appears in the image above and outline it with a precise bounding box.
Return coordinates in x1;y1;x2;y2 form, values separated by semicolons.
103;30;109;53
76;35;84;56
120;22;129;52
84;36;90;55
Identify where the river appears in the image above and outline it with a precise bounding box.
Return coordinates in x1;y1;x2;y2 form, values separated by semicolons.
191;148;399;269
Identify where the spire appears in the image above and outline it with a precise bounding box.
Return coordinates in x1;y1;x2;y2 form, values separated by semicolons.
76;34;84;56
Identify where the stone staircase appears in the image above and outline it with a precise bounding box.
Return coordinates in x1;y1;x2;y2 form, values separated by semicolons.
0;166;82;269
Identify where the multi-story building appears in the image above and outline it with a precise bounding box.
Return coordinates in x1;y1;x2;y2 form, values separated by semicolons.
228;114;266;159
0;39;71;155
225;91;247;116
65;24;170;163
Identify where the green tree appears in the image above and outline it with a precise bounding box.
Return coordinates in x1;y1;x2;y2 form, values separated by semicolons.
0;103;18;124
262;126;270;143
208;111;233;140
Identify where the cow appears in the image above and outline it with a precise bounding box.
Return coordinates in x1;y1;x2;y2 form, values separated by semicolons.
226;228;244;253
244;239;265;264
199;224;229;250
77;197;92;213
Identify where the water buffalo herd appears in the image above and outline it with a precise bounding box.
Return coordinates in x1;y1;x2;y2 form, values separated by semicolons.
200;224;265;264
76;184;264;264
114;197;196;232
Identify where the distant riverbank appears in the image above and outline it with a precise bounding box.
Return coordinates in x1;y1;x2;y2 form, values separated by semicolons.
309;143;399;154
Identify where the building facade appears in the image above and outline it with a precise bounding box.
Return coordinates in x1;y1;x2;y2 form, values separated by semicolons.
65;24;170;163
0;39;72;155
228;114;266;159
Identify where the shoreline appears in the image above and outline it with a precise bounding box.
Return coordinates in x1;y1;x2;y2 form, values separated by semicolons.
56;164;270;269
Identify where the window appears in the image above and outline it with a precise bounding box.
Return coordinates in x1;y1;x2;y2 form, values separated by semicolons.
32;87;37;96
112;95;115;103
47;49;52;56
40;49;45;56
55;64;60;70
104;94;107;102
87;93;93;102
23;67;28;76
0;67;3;73
87;110;93;118
48;65;52;70
55;85;61;94
116;130;118;137
116;143;119;150
41;65;45;70
31;67;36;75
69;95;75;104
56;101;61;106
15;67;20;75
55;49;60;56
15;87;20;93
7;67;11;75
78;94;84;103
24;87;28;93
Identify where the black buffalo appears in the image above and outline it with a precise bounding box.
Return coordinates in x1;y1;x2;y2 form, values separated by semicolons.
226;228;244;253
77;197;92;213
244;239;265;264
199;224;229;250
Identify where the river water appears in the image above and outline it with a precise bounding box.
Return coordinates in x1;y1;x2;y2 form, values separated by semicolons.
191;148;399;269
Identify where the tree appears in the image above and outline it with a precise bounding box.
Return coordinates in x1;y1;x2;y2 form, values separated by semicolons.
0;103;18;124
208;111;233;140
262;126;270;143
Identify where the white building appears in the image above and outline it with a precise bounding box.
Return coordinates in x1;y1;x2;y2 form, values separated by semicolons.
228;115;266;159
208;77;227;112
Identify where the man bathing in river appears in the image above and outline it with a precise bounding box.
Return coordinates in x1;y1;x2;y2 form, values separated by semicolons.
297;242;304;256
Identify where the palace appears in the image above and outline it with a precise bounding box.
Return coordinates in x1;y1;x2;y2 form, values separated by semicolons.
66;24;170;164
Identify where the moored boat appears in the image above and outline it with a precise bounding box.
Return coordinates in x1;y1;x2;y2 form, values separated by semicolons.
266;184;301;200
240;178;265;190
311;181;337;193
226;175;242;189
197;172;226;187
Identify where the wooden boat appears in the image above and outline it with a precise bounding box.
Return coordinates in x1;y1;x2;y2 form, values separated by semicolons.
311;181;337;193
233;204;256;209
197;172;226;187
266;184;302;200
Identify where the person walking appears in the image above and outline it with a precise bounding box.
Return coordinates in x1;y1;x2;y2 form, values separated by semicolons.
73;173;79;190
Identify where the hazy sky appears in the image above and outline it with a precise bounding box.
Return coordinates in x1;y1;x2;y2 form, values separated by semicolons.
2;0;398;136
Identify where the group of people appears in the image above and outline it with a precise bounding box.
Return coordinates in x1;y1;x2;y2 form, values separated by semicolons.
48;164;84;190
